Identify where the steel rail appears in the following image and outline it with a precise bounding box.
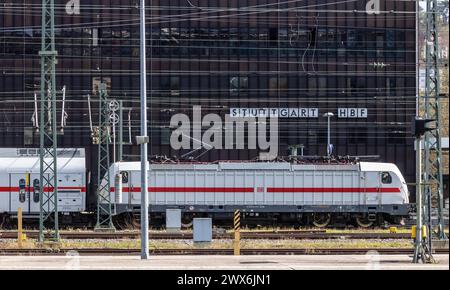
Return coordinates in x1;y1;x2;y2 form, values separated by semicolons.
0;230;422;240
0;248;448;256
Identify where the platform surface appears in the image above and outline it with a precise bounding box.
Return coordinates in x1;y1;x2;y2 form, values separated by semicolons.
0;254;448;270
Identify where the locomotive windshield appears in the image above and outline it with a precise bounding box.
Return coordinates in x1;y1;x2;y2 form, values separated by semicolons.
121;171;129;183
381;172;392;184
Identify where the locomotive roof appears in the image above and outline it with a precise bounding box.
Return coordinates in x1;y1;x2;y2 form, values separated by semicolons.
114;161;403;173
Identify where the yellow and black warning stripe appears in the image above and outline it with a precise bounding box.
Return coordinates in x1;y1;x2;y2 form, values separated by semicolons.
234;210;241;232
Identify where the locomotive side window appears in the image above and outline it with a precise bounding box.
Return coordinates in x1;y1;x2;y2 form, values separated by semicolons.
121;171;129;183
33;179;40;203
381;172;392;184
19;178;26;203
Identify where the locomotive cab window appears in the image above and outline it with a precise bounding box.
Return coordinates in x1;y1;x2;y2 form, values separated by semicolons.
381;172;392;184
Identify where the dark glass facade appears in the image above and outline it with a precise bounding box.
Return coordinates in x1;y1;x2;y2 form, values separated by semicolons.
1;1;417;188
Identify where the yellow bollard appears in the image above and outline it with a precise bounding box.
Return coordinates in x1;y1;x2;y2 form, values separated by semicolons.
411;225;428;239
411;226;417;239
421;225;427;238
233;210;241;256
18;207;23;248
389;227;398;234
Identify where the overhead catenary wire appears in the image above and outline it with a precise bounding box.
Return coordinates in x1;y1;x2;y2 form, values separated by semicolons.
0;0;428;33
0;0;436;144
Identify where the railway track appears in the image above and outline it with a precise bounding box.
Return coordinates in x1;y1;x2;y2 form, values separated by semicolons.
0;248;448;256
0;230;416;240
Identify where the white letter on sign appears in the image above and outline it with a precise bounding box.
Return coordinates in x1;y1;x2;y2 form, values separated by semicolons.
366;0;380;15
359;108;368;118
66;0;81;15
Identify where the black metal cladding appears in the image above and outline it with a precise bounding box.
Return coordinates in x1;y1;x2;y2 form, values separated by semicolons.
1;1;416;187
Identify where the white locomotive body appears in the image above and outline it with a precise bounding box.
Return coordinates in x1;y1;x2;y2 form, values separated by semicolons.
108;161;410;225
0;148;411;227
0;148;87;216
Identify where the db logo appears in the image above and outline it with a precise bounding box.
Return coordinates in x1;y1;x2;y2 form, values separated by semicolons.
256;187;265;193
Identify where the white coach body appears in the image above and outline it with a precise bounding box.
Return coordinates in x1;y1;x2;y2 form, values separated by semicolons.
0;148;86;215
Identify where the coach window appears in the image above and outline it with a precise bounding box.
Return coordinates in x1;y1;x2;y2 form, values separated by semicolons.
381;172;392;184
33;179;40;203
19;179;26;203
121;171;129;184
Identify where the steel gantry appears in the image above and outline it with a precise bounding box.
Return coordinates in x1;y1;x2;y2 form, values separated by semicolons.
423;0;446;241
38;0;59;243
414;0;447;264
95;83;116;231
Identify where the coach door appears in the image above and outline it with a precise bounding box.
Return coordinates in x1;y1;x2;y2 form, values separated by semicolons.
120;171;131;205
379;171;394;205
361;171;378;205
28;173;41;214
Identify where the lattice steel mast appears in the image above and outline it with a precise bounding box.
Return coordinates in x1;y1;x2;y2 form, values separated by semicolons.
95;83;115;231
423;0;446;240
38;0;59;243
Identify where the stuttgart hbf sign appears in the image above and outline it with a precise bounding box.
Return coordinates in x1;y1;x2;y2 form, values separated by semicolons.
229;108;368;119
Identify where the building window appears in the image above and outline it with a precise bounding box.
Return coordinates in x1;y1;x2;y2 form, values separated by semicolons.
161;76;180;96
308;77;316;96
347;29;356;49
161;128;171;145
386;31;395;48
386;77;396;96
269;77;288;97
308;130;317;146
318;77;327;96
269;28;278;47
376;34;385;58
24;127;37;145
230;76;248;95
349;128;368;144
387;129;406;145
92;77;112;95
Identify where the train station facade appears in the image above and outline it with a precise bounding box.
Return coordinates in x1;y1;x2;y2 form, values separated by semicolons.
0;1;420;192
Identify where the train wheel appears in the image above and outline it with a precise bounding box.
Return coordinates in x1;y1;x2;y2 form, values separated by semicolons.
312;213;331;228
0;213;9;229
181;216;193;228
355;215;374;228
123;213;140;229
